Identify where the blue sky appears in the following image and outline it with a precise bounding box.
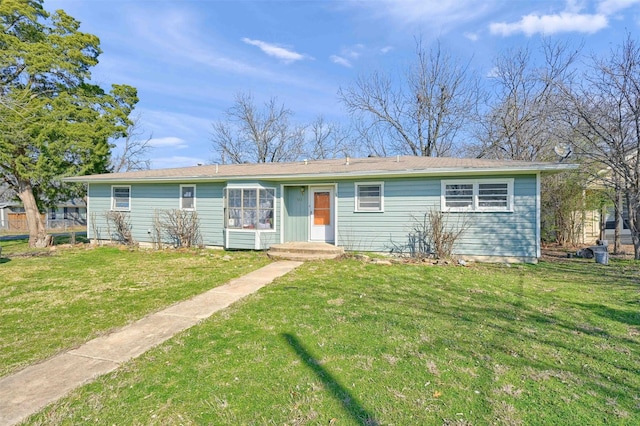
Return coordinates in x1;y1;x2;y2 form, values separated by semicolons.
46;0;640;168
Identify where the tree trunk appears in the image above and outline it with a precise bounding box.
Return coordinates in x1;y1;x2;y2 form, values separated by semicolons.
599;204;606;242
614;187;623;254
633;207;640;260
17;181;52;248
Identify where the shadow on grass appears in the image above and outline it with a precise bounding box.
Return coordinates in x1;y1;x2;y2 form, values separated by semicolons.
0;257;10;264
281;333;379;426
537;259;640;289
575;302;640;327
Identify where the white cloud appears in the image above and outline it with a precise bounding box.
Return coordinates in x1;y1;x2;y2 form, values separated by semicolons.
490;12;608;36
150;156;208;169
242;38;307;63
129;9;260;76
464;32;479;41
141;109;211;138
330;55;352;68
330;44;390;67
486;66;500;78
356;0;495;32
148;136;188;149
598;0;640;14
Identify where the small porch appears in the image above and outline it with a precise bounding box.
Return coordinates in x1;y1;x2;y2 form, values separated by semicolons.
267;242;344;261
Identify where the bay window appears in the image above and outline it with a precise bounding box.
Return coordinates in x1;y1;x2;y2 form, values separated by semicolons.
226;188;275;230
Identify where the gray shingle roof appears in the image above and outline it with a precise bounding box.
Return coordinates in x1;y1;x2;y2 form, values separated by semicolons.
64;155;576;183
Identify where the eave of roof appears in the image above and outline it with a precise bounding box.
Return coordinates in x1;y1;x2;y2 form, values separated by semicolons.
62;156;578;184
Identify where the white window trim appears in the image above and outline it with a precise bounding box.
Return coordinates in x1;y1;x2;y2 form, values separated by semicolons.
441;179;514;213
180;184;196;211
225;186;277;232
354;181;384;212
111;185;131;211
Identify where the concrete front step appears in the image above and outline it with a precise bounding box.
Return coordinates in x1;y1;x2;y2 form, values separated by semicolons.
267;242;344;261
267;251;343;261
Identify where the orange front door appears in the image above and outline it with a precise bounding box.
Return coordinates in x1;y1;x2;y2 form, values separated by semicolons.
310;187;334;242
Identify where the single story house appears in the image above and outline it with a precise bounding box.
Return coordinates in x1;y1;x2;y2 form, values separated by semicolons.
65;156;575;262
0;200;87;231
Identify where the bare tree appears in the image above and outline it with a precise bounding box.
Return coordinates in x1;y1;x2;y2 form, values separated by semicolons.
339;39;481;157
556;35;640;258
306;116;353;160
471;41;579;161
110;114;153;172
211;92;306;164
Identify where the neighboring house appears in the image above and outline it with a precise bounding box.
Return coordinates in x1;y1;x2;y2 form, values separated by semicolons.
0;202;27;231
65;156;574;262
0;200;87;231
47;199;88;229
583;203;631;244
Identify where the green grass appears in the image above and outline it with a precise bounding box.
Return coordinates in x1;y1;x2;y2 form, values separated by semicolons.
0;243;270;376
22;257;640;425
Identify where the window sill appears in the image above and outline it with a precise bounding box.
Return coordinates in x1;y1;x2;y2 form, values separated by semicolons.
227;228;276;232
442;209;514;213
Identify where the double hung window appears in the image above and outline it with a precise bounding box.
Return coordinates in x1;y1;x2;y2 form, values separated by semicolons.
355;183;384;212
181;185;196;210
111;186;131;211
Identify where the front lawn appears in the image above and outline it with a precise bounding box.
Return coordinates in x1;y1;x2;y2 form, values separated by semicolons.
24;257;640;425
0;244;270;377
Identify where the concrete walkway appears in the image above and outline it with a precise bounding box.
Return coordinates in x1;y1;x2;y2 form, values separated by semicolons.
0;260;302;426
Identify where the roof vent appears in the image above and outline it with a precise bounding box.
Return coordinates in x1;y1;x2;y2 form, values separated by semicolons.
304;159;308;165
346;156;350;165
396;155;400;163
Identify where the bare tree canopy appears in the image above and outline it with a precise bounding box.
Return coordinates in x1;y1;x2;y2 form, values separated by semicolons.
211;93;306;164
110;114;153;173
556;34;640;258
339;39;481;157
470;40;579;161
306;115;352;160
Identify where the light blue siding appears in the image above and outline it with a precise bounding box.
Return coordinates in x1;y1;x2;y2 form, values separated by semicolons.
283;186;308;242
335;175;538;258
226;230;256;249
337;177;441;252
87;184;112;241
452;176;537;258
87;174;539;259
87;182;225;246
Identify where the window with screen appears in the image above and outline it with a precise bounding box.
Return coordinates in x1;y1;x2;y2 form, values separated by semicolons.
111;186;131;211
181;185;196;210
355;183;383;212
442;180;513;212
